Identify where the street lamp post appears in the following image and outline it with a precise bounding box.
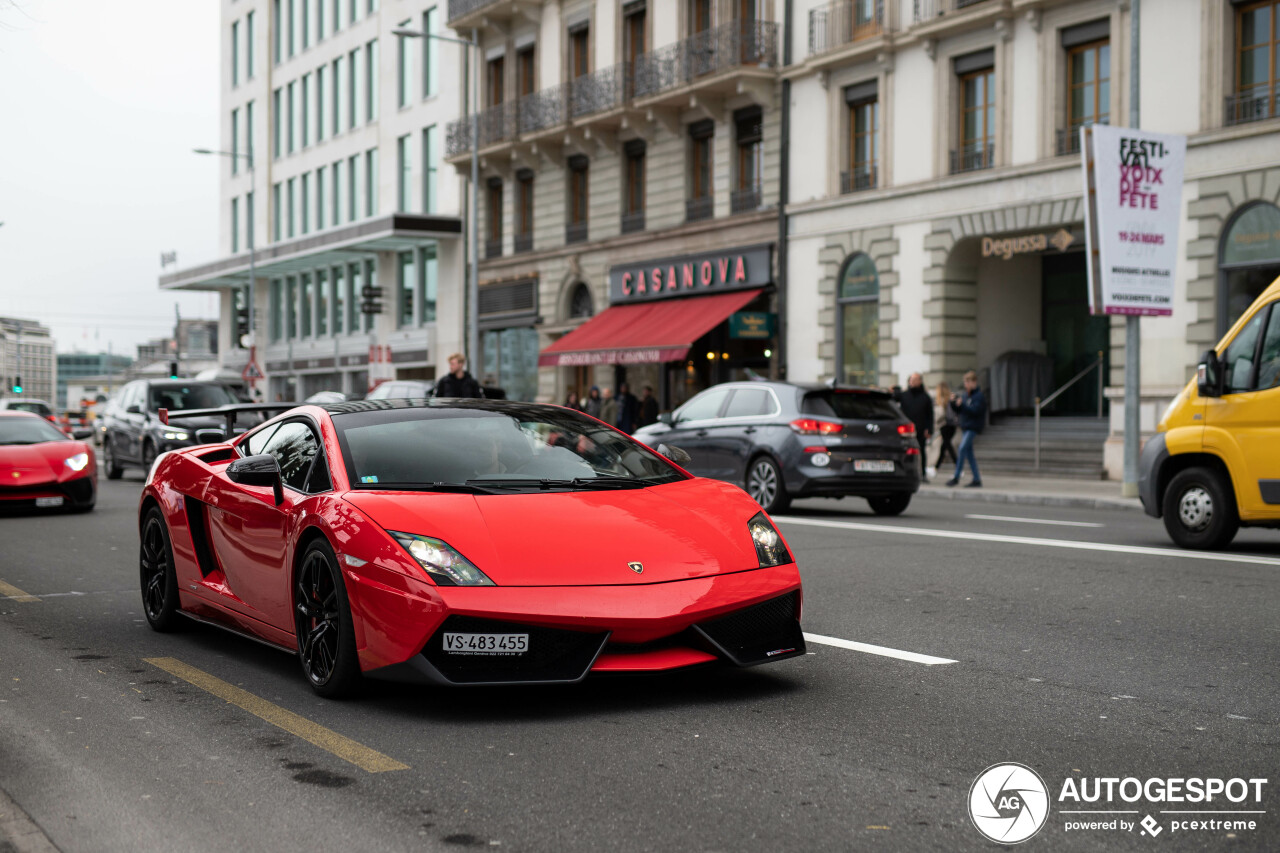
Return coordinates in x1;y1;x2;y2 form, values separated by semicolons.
393;26;481;375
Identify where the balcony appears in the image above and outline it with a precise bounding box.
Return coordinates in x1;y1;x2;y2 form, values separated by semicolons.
913;0;992;21
1225;85;1280;127
621;210;645;234
570;63;629;121
513;232;533;254
730;186;763;214
633;20;779;106
565;221;588;244
808;1;885;60
950;143;994;174
685;196;714;223
447;0;542;30
840;166;877;193
445;101;517;158
485;238;503;259
1056;120;1107;157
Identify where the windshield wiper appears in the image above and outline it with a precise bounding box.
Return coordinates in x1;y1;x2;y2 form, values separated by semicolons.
361;481;501;495
569;476;648;490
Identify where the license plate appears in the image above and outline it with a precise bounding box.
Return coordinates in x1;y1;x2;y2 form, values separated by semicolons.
854;459;895;473
35;497;64;508
442;632;529;655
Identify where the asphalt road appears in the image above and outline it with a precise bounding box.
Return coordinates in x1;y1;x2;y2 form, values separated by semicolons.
1;474;1278;852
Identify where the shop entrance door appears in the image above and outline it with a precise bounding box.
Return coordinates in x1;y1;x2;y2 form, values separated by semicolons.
1041;252;1109;415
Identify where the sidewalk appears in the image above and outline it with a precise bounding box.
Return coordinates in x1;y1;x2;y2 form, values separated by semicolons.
915;473;1143;512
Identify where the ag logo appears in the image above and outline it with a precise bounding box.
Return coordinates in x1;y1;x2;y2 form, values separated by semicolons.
968;763;1049;844
627;561;643;574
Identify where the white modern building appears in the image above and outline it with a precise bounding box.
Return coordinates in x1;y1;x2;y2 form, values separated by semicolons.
0;318;57;406
161;0;469;400
784;0;1280;477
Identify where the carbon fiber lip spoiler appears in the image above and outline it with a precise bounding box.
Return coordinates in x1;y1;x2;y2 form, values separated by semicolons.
160;402;301;438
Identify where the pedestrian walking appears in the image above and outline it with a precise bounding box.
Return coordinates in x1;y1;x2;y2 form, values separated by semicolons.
946;370;986;488
934;381;958;470
892;372;933;482
583;386;602;418
600;387;618;427
615;382;639;434
435;353;485;398
637;385;659;429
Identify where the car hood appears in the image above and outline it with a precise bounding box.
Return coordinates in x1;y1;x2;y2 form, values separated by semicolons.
0;442;87;484
341;477;768;586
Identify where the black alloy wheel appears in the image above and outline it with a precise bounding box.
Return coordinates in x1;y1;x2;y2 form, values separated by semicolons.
294;539;362;698
1162;467;1239;550
746;455;791;515
103;438;123;480
140;507;182;631
867;493;912;516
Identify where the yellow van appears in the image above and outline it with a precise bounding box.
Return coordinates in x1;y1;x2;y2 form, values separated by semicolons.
1139;276;1280;548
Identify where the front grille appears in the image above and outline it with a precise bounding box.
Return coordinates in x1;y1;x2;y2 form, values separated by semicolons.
694;591;805;666
421;615;608;684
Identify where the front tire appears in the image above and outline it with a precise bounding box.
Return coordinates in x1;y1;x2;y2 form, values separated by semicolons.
103;438;123;480
140;507;183;631
867;494;912;516
1162;467;1239;550
295;539;362;699
746;455;791;515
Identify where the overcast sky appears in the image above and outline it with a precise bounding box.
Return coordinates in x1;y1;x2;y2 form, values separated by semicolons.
0;0;223;357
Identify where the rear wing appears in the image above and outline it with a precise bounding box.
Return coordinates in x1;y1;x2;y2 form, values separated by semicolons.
160;402;301;439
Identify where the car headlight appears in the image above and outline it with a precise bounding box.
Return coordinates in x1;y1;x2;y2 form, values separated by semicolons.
162;429;190;441
389;532;494;586
64;452;89;472
748;512;792;568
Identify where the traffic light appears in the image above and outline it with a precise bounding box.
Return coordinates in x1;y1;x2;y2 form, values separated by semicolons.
168;361;179;379
235;304;250;342
10;376;21;394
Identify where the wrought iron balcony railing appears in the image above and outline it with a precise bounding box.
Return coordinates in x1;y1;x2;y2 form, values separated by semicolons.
840;166;877;193
950;143;994;174
730;186;763;214
621;210;646;234
565;221;588;244
1225;85;1280;127
445;102;518;157
809;0;884;57
634;20;779;100
485;238;503;259
685;195;715;223
513;233;533;254
571;63;629;118
1055;120;1107;156
913;0;990;24
518;83;568;136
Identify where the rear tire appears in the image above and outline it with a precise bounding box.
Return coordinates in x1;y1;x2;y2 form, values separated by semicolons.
103;438;123;480
295;539;362;699
746;455;790;515
867;494;912;516
1162;467;1239;550
140;507;183;632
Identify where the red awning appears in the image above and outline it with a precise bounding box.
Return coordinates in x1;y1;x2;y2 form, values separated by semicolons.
538;289;764;367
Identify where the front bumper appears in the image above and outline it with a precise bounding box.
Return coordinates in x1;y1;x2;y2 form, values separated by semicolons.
787;460;920;499
358;563;804;685
0;473;95;510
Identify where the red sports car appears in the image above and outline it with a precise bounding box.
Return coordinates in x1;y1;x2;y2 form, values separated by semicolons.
140;399;805;696
0;410;97;511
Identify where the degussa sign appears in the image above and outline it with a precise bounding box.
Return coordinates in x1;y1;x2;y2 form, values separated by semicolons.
1082;125;1187;317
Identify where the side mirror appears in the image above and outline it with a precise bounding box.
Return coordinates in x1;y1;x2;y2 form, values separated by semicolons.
658;411;674;426
227;453;285;505
1196;349;1223;398
657;443;692;467
126;405;141;415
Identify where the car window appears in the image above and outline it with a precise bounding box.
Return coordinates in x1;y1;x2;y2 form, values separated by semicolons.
1224;309;1266;394
260;421;319;492
1256;305;1280;391
802;391;901;420
304;449;333;493
677;388;731;422
723;388;774;419
149;384;238;411
9;401;52;418
243;423;281;457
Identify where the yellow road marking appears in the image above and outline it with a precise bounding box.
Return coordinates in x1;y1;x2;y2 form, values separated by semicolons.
0;580;39;603
143;657;408;773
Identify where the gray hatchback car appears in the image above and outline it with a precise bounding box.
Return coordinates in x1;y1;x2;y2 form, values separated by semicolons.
633;381;921;515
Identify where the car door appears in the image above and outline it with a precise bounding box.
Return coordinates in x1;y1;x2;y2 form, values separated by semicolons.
1204;301;1280;518
666;387;732;477
203;419;326;630
705;387;778;482
117;384;144;462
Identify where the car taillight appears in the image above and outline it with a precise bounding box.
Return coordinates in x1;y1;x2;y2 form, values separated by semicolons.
905;447;920;456
790;419;842;435
803;446;827;453
897;423;916;436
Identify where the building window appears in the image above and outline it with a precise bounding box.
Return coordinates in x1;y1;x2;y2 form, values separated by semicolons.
273;88;282;158
270;280;283;342
332;159;342;225
231;20;240;88
423;8;439;98
333;266;345;335
349;0;358;24
836;252;879;385
332;56;343;136
364;260;376;332
623;1;646;91
348;153;359;221
516;43;535;98
486;178;504;258
346;263;359;333
246;189;255;248
287;177;297;237
348;49;360;129
569;22;590;79
687;119;714;222
245;100;255;163
316;269;328;336
315;0;325;43
289;0;297;56
515;169;533;252
569;282;593;318
272;182;282;241
1230;0;1280;125
231;197;240;254
316;165;326;230
418;245;437;323
481;327;540;402
397;134;411;212
246;11;255;78
1059;21;1110;155
690;0;712;34
301;73;311;148
733;107;762;213
623;139;645;233
287;81;297;153
274;0;283;65
567;155;589;244
398;251;415;328
301;0;310;49
844;81;878;192
286;276;297;340
316;65;326;142
300;273;313;337
1220;202;1280;334
398;19;412;107
231;108;240;174
487;55;505;106
422;125;437;213
365;148;378;217
365;40;378;123
953;50;994;173
301;172;311;234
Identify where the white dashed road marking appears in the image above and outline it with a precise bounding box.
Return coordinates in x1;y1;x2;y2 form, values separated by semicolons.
804;633;957;665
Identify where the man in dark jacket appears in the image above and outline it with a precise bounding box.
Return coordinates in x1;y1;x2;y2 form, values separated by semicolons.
946;370;987;488
615;382;640;433
893;372;934;481
435;353;484;398
637;385;659;429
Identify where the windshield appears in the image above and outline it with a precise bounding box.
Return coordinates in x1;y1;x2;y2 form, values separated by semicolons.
149;384;239;411
0;416;69;445
7;401;52;418
335;404;686;490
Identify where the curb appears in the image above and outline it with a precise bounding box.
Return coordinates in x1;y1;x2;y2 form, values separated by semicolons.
914;486;1143;513
0;787;60;853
